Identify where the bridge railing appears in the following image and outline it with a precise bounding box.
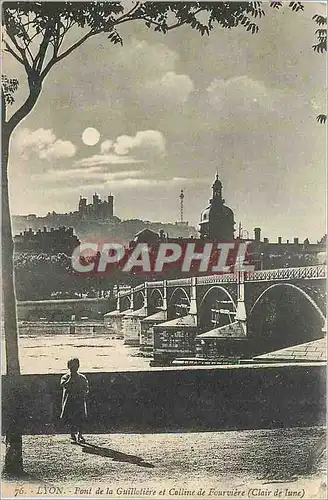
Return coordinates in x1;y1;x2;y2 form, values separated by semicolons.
113;265;326;298
116;290;130;298
167;278;192;287
197;273;237;284
147;281;164;288
245;265;326;282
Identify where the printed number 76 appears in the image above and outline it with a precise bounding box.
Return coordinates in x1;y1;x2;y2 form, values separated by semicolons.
14;487;25;496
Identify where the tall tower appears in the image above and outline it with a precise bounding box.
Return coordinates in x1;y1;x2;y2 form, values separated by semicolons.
179;189;184;223
199;173;235;241
107;194;114;217
78;195;87;217
212;173;223;202
93;193;100;205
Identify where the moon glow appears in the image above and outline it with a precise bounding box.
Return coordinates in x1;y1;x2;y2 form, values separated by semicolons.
82;127;100;146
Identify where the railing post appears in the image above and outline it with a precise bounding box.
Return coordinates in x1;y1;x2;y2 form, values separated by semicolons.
162;280;168;312
116;289;121;312
144;282;148;315
235;265;247;335
189;276;198;325
130;287;134;311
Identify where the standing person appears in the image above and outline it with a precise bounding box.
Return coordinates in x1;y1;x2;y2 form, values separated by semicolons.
60;358;89;444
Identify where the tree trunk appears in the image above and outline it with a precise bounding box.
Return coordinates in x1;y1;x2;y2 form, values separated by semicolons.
2;123;23;475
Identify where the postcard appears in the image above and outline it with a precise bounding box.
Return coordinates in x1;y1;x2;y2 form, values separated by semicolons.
1;1;326;499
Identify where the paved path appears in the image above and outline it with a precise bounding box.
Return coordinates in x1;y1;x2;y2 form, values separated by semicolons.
1;427;326;499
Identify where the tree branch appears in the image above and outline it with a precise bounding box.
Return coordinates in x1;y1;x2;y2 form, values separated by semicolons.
5;30;31;71
34;19;60;73
20;30;35;66
7;82;42;133
17;16;35;62
40;30;95;80
115;15;161;28
55;29;96;62
166;20;186;31
35;25;54;73
52;19;61;57
167;8;204;31
3;40;25;65
114;2;140;24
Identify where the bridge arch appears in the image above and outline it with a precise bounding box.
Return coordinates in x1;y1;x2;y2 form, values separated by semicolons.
134;290;145;310
250;283;325;322
149;288;164;312
120;294;132;312
150;288;164;302
199;285;237;330
168;287;190;306
248;282;325;355
200;286;236;310
168;287;190;318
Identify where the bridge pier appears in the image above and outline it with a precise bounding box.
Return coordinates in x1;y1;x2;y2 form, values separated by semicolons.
140;281;167;354
104;309;128;338
140;310;167;353
189;277;198;322
153;277;199;365
195;324;251;360
104;289;132;338
195;271;249;361
122;284;149;346
122;306;148;346
235;270;247;335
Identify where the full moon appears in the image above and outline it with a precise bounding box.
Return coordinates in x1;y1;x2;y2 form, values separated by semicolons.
82;127;100;146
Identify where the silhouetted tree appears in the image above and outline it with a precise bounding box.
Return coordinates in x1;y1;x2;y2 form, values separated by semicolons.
312;13;327;123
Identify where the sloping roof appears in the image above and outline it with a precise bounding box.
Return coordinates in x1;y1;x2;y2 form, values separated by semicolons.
142;310;167;322
254;337;327;362
196;321;246;339
134;228;158;236
156;314;197;328
123;307;148;318
133;228;159;241
104;309;131;317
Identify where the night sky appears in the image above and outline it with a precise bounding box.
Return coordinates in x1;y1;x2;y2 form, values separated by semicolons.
4;1;326;242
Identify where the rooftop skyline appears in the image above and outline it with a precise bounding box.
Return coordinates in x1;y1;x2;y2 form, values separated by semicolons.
5;2;326;241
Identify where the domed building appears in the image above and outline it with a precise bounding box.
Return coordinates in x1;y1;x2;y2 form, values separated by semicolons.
199;174;235;241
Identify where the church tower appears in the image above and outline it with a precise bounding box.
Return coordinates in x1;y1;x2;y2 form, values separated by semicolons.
212;173;223;202
199;174;235;241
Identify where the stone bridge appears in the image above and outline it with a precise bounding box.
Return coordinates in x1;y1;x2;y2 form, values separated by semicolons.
105;265;326;364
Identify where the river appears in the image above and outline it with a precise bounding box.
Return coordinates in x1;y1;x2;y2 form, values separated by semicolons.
2;322;152;374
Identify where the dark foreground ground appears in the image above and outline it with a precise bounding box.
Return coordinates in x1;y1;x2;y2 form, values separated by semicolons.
1;427;326;499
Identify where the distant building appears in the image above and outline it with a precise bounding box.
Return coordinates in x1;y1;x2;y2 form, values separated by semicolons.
12;182;326;268
129;173;326;273
12;192;198;243
14;226;80;255
130;228;196;247
247;228;326;269
199;174;235;240
78;193;114;219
